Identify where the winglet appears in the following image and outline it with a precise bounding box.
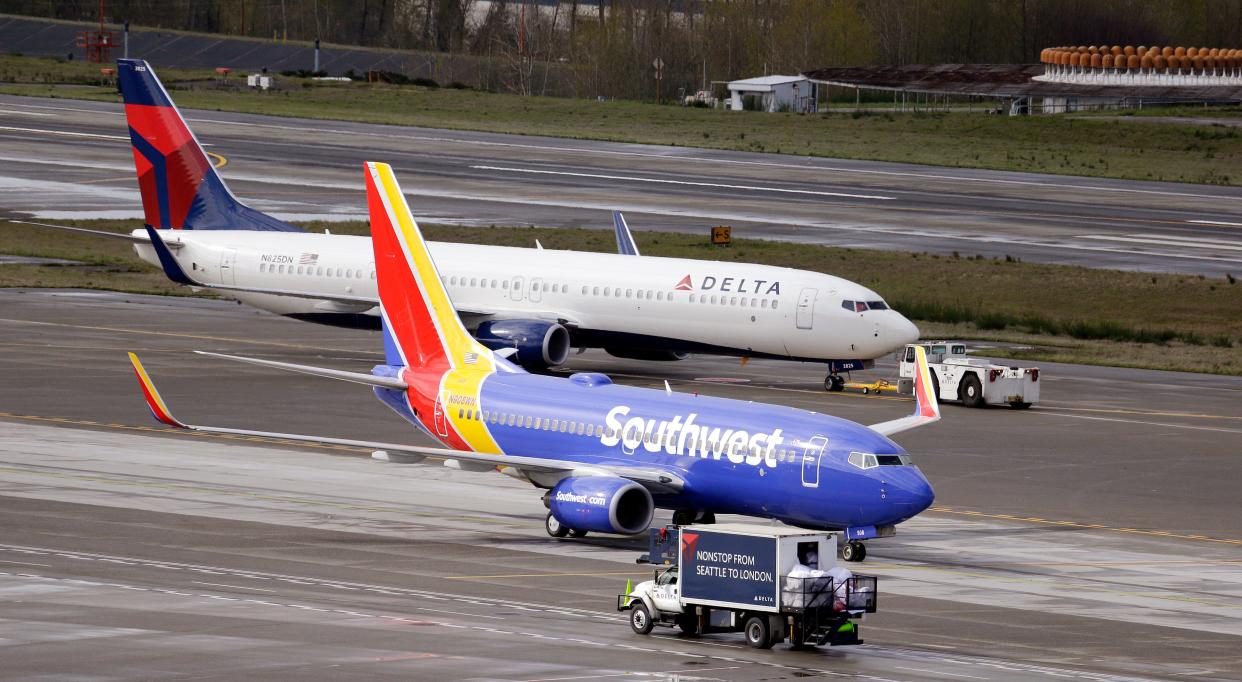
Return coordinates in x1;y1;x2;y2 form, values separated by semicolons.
128;352;188;428
613;211;640;256
866;345;940;438
144;226;196;285
910;345;940;421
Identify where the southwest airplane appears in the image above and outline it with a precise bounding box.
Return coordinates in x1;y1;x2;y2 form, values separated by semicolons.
16;58;918;386
128;162;941;562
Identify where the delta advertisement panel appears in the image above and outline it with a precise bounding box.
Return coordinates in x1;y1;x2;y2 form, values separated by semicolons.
681;529;778;607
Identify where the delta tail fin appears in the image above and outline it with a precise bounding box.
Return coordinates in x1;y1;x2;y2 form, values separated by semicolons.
365;162;517;374
117;59;300;232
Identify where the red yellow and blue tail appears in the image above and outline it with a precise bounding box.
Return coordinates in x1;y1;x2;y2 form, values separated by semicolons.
365;162;498;373
118;59;300;233
365;162;513;454
128;352;187;428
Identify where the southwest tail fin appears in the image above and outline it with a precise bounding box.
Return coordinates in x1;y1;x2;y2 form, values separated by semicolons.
365;162;514;374
117;59;300;232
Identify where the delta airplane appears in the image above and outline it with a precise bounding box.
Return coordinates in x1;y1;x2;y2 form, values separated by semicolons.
128;162;940;561
17;58;918;386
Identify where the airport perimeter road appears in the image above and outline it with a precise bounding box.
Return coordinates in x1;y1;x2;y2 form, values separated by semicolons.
2;95;1242;275
0;290;1240;680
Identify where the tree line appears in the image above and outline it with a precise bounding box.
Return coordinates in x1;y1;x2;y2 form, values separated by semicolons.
15;0;1242;98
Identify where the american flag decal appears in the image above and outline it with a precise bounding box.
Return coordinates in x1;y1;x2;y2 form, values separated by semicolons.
299;253;319;265
464;352;478;365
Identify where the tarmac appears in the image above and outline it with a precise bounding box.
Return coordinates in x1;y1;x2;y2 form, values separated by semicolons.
0;289;1239;680
2;95;1242;275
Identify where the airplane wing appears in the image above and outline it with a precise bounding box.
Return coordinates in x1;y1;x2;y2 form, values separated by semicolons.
613;211;640;256
128;353;684;493
8;219;181;248
868;345;940;437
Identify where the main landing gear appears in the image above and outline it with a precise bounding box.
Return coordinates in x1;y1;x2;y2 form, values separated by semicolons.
840;540;867;562
544;512;589;539
672;510;716;526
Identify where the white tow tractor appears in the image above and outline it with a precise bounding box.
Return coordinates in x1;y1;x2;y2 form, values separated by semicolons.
897;342;1039;409
619;524;877;649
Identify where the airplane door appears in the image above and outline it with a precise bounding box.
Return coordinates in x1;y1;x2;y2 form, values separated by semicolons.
530;277;543;303
801;435;828;488
796;288;817;330
219;249;238;285
510;276;524;302
433;394;450;437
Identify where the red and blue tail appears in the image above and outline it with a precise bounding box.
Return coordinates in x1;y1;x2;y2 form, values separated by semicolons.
118;59;300;232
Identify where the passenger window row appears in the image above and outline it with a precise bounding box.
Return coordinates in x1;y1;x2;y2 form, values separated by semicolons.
581;286;676;303
689;293;777;309
445;276;570;294
454;408;599;436
258;262;374;279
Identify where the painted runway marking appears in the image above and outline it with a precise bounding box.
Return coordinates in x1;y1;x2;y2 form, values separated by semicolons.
444;571;644;580
193;580;278;593
1081;234;1242;252
471;165;897;201
0;559;52;567
1187;219;1242;227
0;316;381;354
1033;410;1242;434
416;606;505;620
896;667;989;680
0;125;128;141
928;507;1242;546
1038;405;1242;422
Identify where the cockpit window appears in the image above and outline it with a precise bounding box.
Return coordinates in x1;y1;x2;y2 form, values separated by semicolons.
842;300;869;312
867;300;888;310
849;452;911;469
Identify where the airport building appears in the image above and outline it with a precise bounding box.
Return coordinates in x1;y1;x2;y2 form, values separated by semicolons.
804;45;1242;114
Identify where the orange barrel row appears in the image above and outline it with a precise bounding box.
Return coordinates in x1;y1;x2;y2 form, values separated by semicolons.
1040;45;1242;71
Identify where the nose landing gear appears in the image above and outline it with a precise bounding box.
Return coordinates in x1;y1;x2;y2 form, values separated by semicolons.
672;510;716;526
841;541;867;562
824;374;846;392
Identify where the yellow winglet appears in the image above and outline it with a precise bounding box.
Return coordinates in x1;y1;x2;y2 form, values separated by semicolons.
128;352;187;428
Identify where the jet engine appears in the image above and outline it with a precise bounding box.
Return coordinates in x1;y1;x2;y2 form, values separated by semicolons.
604;348;689;362
547;476;654;535
474;320;571;370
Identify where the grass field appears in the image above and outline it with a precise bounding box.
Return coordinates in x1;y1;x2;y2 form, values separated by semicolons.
4;54;1242;186
4;218;1239;375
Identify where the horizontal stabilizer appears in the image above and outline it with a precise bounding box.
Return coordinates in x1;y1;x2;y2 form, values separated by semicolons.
193;351;407;390
9;220;174;246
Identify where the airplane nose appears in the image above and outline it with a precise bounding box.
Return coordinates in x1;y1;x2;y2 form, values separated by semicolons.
884;467;935;521
892;314;921;347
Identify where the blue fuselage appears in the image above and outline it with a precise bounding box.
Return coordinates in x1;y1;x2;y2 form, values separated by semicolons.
375;370;934;531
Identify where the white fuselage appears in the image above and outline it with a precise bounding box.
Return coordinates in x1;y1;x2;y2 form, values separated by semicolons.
133;230;919;362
